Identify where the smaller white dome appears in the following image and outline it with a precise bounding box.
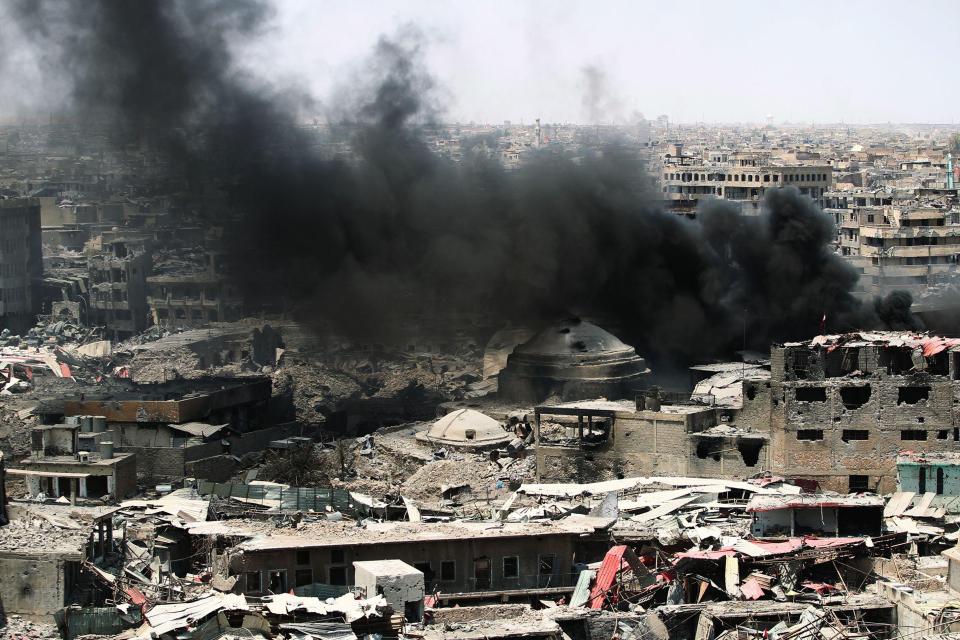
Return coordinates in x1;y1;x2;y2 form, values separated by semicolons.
418;409;510;446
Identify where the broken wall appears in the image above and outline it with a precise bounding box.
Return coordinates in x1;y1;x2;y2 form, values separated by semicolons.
536;409;717;482
771;344;960;493
0;552;78;616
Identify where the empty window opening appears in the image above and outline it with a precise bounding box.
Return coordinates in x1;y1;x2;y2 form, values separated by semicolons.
938;430;949;440
267;570;287;594
841;430;869;442
539;555;556;575
795;387;827;402
849;475;869;493
86;475;108;498
937;467;945;494
797;429;824;441
329;567;347;585
927;352;949;376
919;466;927;494
840;385;871;409
440;561;456;582
737;439;763;467
898;386;930;405
745;385;756;401
503;556;519;579
296;549;310;565
825;348;860;377
295;569;313;587
880;347;915;374
696;439;723;461
474;557;491;590
245;572;261;593
791;350;811;379
901;429;928;441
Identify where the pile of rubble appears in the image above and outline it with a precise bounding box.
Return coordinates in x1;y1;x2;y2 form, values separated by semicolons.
0;615;59;640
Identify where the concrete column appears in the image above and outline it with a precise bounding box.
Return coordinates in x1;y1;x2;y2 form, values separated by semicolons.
95;522;102;558
79;477;87;498
107;474;115;497
70;478;77;505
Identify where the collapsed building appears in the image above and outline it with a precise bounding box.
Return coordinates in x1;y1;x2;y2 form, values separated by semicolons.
533;369;773;483
147;250;244;329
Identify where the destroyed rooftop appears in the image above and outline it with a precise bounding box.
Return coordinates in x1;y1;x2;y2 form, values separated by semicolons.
47;375;268;403
538;399;708;414
782;331;960;351
746;493;886;511
189;517;614;549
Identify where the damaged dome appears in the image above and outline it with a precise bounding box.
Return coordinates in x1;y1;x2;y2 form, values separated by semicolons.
416;408;512;448
498;317;650;403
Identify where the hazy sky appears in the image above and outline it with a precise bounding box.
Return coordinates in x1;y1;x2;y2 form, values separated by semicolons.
246;0;959;125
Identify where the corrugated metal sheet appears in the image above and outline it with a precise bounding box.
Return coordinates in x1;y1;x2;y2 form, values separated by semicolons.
281;622;358;640
55;606;141;640
569;569;595;607
197;480;354;512
588;545;628;610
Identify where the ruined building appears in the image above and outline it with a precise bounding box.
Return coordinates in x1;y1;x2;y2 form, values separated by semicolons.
660;149;833;217
88;239;151;340
770;333;960;494
147;251;243;328
534;332;960;491
0;197;42;334
498;318;650;403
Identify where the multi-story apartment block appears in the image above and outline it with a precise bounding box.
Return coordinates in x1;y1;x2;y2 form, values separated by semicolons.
147;251;243;328
826;189;960;296
659;150;833;216
88;240;151;340
0;197;42;334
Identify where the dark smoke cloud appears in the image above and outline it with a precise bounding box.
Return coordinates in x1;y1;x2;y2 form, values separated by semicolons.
8;0;917;367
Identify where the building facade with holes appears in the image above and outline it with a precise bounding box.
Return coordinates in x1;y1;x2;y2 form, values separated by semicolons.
770;333;960;494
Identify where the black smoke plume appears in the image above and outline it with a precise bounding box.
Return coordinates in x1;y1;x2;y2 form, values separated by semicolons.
6;0;916;366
